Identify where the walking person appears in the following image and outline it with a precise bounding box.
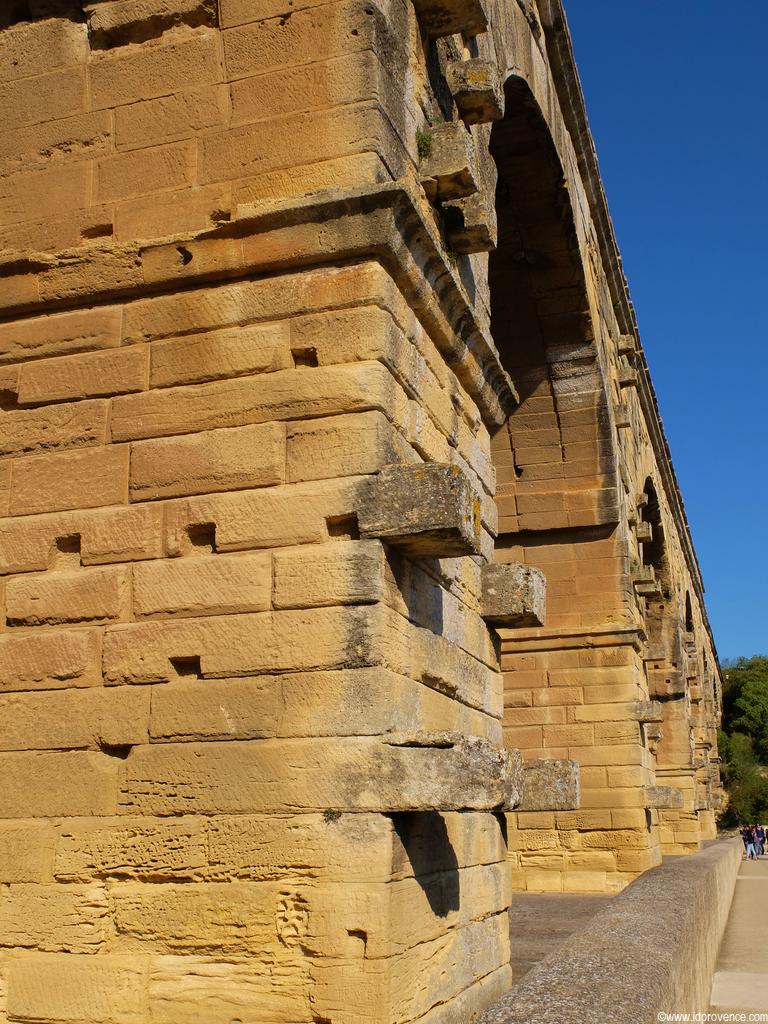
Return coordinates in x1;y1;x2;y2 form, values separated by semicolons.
741;824;757;860
755;822;766;856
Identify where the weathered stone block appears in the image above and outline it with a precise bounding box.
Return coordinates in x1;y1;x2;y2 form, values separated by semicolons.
412;0;487;37
149;322;291;388
164;478;361;554
6;954;147;1023
55;817;208;882
6;565;129;625
17;346;148;405
0;686;149;752
358;463;482;557
0;883;109;953
0;628;101;693
0;822;55;882
287;410;417;483
273;540;387;610
147;669;493;744
10;445;129;516
146;953;311;1024
103;606;382;685
111;363;397;442
0;17;87;82
81;504;166;565
649;668;686;699
445;59;503;124
518;759;580;811
631;700;664;723
132;552;271;619
420;122;479;202
646;786;685;810
481;562;546;628
0;399;108;459
88;0;218;50
0;750;118;817
98;141;193;204
118;735;522;814
115;84;229;151
90;30;221;110
443;191;498;253
129;422;285;500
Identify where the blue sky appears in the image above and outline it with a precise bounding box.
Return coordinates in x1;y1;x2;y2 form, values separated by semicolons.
564;2;768;660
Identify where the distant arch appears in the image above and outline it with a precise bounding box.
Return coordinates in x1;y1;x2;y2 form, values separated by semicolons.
685;592;694;634
488;74;618;537
639;478;669;596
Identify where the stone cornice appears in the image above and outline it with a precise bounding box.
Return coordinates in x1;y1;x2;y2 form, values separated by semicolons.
536;0;721;671
0;183;517;431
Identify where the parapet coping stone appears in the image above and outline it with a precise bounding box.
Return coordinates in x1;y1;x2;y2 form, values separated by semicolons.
476;838;741;1024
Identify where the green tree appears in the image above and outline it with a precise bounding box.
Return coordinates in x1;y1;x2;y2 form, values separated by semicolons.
717;657;768;825
718;731;768;826
722;656;768;761
735;682;768;762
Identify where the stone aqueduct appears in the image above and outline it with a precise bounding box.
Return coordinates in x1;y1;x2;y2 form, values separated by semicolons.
0;0;723;1021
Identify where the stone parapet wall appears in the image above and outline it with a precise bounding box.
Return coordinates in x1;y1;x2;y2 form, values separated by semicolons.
477;838;742;1024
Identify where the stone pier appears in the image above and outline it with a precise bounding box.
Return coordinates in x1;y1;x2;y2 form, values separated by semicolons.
0;0;722;1020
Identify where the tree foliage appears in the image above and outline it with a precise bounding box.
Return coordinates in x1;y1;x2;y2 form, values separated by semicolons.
719;656;768;824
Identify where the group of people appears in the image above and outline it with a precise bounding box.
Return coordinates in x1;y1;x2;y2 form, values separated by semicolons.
740;823;766;859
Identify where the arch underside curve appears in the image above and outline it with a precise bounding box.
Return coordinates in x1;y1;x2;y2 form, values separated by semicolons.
489;74;619;542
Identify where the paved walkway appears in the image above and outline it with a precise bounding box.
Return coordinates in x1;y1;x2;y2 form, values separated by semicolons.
710;853;768;1013
508;892;613;981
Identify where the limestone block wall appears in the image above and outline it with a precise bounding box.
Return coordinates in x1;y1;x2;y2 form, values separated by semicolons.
459;0;723;891
0;246;522;1021
0;0;724;1014
0;0;414;257
0;5;542;1018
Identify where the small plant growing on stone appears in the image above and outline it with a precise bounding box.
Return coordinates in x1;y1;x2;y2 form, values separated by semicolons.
323;809;342;823
416;128;433;160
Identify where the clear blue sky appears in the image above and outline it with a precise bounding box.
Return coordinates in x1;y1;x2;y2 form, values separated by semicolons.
564;2;768;661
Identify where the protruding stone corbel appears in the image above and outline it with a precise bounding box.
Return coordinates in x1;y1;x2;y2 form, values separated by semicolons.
648;668;686;700
614;402;631;429
380;732;522;809
412;0;487;37
358;463;482;557
643;644;666;663
617;334;636;356
636;521;653;543
631;700;663;723
481;563;545;628
618;367;639;389
682;630;697;655
645;786;684;810
633;566;661;597
419;123;479;202
445;58;503;124
443;192;497;253
517;758;580;811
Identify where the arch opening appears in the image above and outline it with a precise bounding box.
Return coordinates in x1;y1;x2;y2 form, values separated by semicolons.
488;74;618;544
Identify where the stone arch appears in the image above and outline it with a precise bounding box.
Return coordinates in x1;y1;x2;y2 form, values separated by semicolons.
488;72;637;893
639;477;670;596
488;73;619;544
684;592;695;634
639;476;684;699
